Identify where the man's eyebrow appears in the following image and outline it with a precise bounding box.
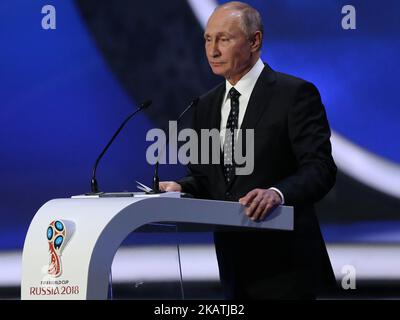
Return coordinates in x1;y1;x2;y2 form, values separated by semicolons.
204;32;232;38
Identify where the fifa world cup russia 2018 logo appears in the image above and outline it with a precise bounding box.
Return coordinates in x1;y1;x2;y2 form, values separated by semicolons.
47;220;67;277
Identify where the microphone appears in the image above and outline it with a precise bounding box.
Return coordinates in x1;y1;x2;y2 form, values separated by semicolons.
89;100;152;194
151;97;199;193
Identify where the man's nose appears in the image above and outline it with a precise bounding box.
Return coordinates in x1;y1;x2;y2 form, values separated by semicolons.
210;41;221;57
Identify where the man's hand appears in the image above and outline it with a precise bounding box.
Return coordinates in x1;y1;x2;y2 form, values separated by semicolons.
159;181;182;192
239;188;282;221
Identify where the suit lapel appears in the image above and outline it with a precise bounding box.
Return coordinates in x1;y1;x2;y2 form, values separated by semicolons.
209;83;225;130
226;64;277;190
206;84;226;187
240;64;277;131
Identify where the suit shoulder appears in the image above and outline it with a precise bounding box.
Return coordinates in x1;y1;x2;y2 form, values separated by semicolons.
274;71;320;94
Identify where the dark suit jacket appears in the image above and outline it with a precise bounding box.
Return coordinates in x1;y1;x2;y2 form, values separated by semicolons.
178;64;337;299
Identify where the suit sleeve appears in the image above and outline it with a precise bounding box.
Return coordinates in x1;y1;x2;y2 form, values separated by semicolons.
274;82;337;206
177;168;208;198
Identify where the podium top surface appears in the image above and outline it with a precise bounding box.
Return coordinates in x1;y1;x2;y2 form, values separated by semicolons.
35;194;294;232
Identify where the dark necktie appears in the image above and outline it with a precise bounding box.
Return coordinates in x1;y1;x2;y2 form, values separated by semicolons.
223;87;241;183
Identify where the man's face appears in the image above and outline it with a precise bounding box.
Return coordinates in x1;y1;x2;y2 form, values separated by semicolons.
204;9;253;83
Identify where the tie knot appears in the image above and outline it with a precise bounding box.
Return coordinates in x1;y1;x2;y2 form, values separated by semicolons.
229;87;241;100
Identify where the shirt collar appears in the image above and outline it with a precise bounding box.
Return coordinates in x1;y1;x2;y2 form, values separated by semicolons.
224;58;265;101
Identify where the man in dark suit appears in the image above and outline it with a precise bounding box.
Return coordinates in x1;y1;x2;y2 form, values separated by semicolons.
160;1;337;299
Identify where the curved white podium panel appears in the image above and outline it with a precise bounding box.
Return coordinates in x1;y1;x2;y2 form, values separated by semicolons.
21;196;293;300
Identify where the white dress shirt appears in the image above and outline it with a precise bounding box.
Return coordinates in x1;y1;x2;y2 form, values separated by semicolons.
219;58;285;204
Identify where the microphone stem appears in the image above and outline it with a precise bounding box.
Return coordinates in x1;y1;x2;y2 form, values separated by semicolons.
152;161;160;193
151;98;199;193
91;106;144;193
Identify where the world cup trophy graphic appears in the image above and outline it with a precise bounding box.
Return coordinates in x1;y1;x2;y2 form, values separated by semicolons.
47;220;67;277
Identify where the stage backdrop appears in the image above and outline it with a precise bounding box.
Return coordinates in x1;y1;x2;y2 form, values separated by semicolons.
1;0;399;251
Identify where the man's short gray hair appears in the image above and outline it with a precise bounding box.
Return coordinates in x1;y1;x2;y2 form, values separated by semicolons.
216;1;263;48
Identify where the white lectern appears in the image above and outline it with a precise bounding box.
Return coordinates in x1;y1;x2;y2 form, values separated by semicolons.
21;194;293;300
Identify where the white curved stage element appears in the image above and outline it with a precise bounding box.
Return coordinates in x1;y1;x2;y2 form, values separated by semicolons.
331;132;400;199
21;195;293;299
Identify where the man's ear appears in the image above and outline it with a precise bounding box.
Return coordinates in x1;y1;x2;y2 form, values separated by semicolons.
250;31;262;52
